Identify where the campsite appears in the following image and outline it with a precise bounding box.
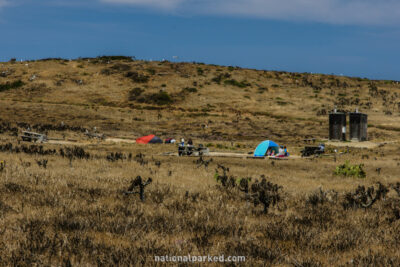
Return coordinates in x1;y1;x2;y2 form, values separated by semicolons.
1;57;400;266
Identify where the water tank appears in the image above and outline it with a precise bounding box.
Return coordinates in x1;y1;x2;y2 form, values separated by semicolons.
349;113;368;141
329;112;347;141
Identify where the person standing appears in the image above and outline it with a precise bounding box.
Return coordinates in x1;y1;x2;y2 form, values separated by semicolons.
178;138;185;156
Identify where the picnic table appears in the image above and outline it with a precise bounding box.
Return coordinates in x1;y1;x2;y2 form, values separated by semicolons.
178;145;209;156
20;131;48;143
301;146;324;157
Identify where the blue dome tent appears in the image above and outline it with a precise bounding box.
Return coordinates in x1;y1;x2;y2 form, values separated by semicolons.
254;140;280;157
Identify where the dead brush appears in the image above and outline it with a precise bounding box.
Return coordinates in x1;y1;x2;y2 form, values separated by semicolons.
342;182;389;209
134;153;148;166
185;191;200;202
248;178;283;214
124;175;152;201
215;166;283;214
391;182;400;197
106;152;126;162
0;160;5;172
214;164;235;188
148;184;172;204
194;156;213;169
306;187;338;207
35;159;48;169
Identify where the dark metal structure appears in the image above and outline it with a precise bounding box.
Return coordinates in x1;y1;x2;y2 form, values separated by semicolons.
349;112;368;141
301;146;325;157
329;112;347;141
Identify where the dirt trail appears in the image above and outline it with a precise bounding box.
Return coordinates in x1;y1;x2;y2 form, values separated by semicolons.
105;137;136;144
47;137;136;145
326;140;399;149
47;140;87;145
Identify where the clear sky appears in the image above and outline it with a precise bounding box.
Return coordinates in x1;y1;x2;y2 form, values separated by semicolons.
0;0;399;80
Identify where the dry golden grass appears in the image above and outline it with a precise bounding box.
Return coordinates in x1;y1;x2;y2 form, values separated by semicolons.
1;57;400;144
1;57;400;266
0;136;399;266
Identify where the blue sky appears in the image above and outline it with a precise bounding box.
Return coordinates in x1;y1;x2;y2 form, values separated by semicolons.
0;0;399;80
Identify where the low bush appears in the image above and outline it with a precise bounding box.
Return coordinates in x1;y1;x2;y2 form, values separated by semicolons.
182;87;197;93
135;90;173;105
0;80;25;92
125;71;149;83
211;73;231;84
223;79;250;88
335;161;366;178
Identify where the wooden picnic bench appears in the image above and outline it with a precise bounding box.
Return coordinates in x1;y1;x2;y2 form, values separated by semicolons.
20;131;48;143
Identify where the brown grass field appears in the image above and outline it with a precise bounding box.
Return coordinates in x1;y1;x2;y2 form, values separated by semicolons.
0;57;400;266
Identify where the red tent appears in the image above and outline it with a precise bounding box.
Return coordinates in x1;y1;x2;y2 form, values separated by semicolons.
136;135;163;144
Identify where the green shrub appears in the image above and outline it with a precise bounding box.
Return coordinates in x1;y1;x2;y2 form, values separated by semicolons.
224;79;250;88
0;80;25;92
334;161;366;178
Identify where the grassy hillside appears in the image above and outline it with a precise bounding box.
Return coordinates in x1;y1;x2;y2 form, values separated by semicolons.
1;57;400;266
1;56;400;143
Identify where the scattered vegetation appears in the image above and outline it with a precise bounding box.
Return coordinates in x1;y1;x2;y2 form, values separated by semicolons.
223;79;250;88
0;80;24;92
125;71;149;83
127;89;174;105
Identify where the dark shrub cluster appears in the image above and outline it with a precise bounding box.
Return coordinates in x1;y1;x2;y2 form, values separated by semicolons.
182;87;198;93
101;63;132;75
60;147;90;160
0;143;57;155
135;90;173;105
211;73;231;84
15;122;88;133
214;165;283;214
125;71;149;83
106;152;132;162
224;79;251;88
0;80;25;92
0;122;18;135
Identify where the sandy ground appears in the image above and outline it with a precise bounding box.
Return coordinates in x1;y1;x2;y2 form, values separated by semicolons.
326;140;399;149
47;140;84;145
47;137;137;145
105;137;137;144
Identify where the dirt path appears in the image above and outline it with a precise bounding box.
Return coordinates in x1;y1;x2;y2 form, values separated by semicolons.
105;137;136;144
326;140;399;149
47;140;87;145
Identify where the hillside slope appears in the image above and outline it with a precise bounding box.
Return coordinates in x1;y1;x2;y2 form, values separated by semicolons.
1;57;399;143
